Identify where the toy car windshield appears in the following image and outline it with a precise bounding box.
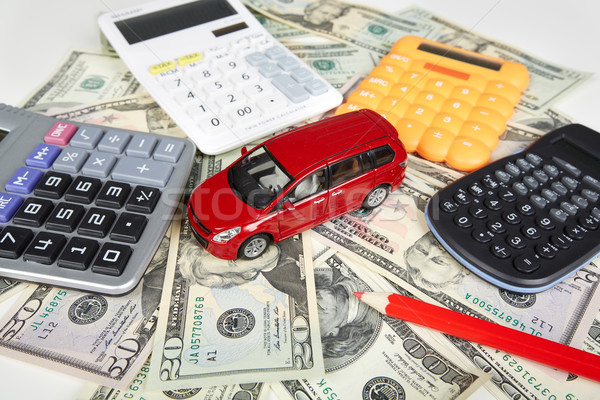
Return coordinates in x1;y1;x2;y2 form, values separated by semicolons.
227;146;292;209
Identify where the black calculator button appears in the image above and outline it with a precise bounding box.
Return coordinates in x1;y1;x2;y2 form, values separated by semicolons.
498;188;517;203
517;202;536;216
0;227;34;258
535;216;555;230
530;195;548;209
487;219;506;234
560;201;578;216
551;233;573;249
512;182;528;196
541;189;558;203
491;242;511;259
565;223;585;240
468;183;486;197
78;208;116;238
525;153;543;166
92;243;132;276
472;229;493;243
453;189;472;205
34;172;72;199
505;162;521;177
65;176;102;204
23;232;67;264
494;169;511;184
110;213;147;243
96;181;131;209
46;203;85;232
535;243;557;259
522;225;542;240
581;189;599;203
440;199;459;213
532;170;549;184
126;186;161;214
583;175;600;192
579;215;599;230
593;207;600;220
454;214;472;229
13;198;54;227
506;234;526;249
481;174;500;189
58;237;100;270
542;164;559;178
513;254;540;273
561;176;578;191
571;195;588;209
484;196;502;211
522;176;539;191
549;208;568;223
553;156;581;177
551;182;568;197
516;158;533;172
469;205;488;219
502;211;521;225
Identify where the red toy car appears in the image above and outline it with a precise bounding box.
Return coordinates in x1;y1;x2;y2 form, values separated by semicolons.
187;109;408;259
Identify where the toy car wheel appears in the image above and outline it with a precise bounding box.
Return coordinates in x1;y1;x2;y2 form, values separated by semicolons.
362;185;389;209
240;234;270;259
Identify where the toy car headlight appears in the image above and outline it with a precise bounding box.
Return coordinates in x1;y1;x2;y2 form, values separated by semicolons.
212;227;241;243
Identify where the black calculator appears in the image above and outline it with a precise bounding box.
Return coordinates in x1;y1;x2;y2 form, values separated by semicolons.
426;124;600;293
0;104;195;294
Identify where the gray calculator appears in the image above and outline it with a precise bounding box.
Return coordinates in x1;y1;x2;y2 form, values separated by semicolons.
0;104;195;294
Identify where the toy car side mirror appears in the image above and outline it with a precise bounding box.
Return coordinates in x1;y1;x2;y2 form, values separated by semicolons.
241;146;248;157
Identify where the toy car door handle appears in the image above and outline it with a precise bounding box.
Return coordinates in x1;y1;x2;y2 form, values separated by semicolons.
332;189;343;196
314;198;326;204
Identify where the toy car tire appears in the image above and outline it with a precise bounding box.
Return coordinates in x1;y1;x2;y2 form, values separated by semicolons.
362;185;389;209
239;234;271;259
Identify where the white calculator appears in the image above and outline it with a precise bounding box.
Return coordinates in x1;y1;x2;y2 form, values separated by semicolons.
98;0;343;155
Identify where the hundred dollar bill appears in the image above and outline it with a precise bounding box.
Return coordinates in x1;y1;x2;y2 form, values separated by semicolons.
22;50;144;112
0;230;172;389
242;0;434;55
398;7;592;114
312;171;600;347
271;248;486;400
78;359;271;400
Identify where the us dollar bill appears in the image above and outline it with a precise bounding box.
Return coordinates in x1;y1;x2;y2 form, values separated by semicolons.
397;7;592;114
22;50;144;113
0;279;26;304
242;0;435;55
77;359;271;400
0;230;172;389
583;310;600;356
312;171;600;347
271;247;486;400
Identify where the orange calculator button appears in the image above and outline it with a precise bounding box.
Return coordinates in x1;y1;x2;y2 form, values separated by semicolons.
440;99;472;120
399;70;427;90
381;53;413;70
378;97;410;119
370;65;404;83
424;78;454;97
347;88;385;109
449;86;481;105
416;128;455;162
468;107;506;135
414;91;446;111
476;93;514;119
403;104;436;126
485;81;522;106
395;119;427;152
445;137;491;171
358;76;395;95
334;102;369;116
430;113;464;135
459;121;499;150
387;83;419;103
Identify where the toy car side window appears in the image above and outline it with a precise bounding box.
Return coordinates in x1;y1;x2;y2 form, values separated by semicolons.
288;168;327;203
330;154;364;186
371;145;395;167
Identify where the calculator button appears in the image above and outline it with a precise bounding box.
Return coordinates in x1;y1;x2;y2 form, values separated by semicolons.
404;104;436;125
506;234;526;249
552;156;581;177
467;107;506;135
502;211;521;225
414;91;446;111
593;207;600;220
504;162;521;177
256;92;290;113
430;112;463;135
472;229;492;243
394;120;427;153
13;198;54;227
484;81;522;105
370;64;404;83
541;189;559;203
149;61;176;75
359;76;393;94
0;227;33;258
126;135;157;158
110;213;148;243
475;93;514;119
494;169;512;184
481;174;500;190
26;144;61;168
32;172;71;199
571;195;588;209
70;126;104;149
440;99;471;120
468;205;487;219
454;214;473;228
81;152;117;178
0;193;23;223
458;122;498;150
583;175;600;192
551;182;568;197
388;83;419;103
78;208;116;238
264;46;287;60
57;237;100;270
513;254;540;274
272;75;310;103
581;189;599;203
532;170;549;184
44;121;77;145
202;79;235;96
560;201;578;216
535;243;557;259
277;56;300;72
579;215;599;230
530;194;548;209
512;182;528;196
92;243;132;276
111;158;174;188
65;176;102;204
453;189;472;205
96;181;131;209
517;202;536;216
154;139;185;163
53;148;89;173
522;225;542;240
525;153;543;166
231;70;261;86
491;242;511;259
440;199;458;213
498;188;517;203
551;233;573;249
45;203;85;232
258;62;282;78
97;130;131;153
484;196;503;211
446;137;491;171
228;104;262;125
424;78;453;97
468;182;486;197
23;232;67;264
487;219;506;234
565;223;585;240
245;52;269;66
542;164;559;178
549;208;568;224
177;52;203;67
6;167;44;194
304;79;329;96
380;52;413;69
522;176;539;191
449;86;480;105
536;216;555;230
561;176;578;191
126;186;161;214
416;128;454;162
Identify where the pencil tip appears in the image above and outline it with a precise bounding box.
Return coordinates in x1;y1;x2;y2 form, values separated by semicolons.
354;292;364;299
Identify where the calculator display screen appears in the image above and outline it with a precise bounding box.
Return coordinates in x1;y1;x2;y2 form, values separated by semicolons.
553;138;600;170
0;128;8;142
418;42;503;71
115;0;238;44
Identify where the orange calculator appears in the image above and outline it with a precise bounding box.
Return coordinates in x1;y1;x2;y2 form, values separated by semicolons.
335;36;529;171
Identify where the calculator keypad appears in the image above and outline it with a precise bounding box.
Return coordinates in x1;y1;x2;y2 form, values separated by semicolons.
428;143;600;292
0;109;193;294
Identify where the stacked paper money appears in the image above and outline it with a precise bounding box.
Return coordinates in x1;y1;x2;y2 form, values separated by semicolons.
1;1;599;399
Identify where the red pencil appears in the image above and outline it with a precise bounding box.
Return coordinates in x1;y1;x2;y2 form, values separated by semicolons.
354;291;600;382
